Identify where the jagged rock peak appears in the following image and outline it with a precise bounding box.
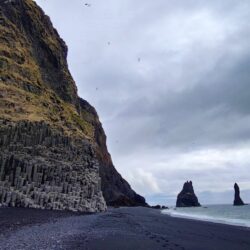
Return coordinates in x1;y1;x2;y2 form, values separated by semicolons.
176;181;201;207
234;183;245;206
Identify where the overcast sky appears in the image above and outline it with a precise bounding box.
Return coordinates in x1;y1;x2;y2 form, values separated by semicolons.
36;0;250;205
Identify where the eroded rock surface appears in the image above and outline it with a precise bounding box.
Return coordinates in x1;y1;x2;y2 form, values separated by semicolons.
176;181;201;207
234;183;245;206
0;0;146;208
0;120;106;212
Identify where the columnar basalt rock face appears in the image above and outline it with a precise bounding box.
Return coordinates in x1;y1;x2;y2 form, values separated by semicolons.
0;0;146;209
234;183;245;206
176;181;201;207
0;120;107;212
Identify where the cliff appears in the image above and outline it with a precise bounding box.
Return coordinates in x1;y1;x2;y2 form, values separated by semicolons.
0;0;146;210
233;183;245;206
176;181;201;207
0;120;107;211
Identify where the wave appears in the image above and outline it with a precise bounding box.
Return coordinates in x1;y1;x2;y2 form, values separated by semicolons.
162;206;250;228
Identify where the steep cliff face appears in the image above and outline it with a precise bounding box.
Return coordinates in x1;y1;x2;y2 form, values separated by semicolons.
0;120;106;211
0;0;146;209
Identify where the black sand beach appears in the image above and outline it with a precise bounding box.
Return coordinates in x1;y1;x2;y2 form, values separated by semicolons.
0;207;249;250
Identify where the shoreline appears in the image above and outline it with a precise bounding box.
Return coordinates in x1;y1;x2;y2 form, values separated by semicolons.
165;213;250;229
162;204;250;229
0;207;250;250
162;209;250;229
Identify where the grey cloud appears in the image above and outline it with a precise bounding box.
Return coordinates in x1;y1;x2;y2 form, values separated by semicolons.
108;52;250;154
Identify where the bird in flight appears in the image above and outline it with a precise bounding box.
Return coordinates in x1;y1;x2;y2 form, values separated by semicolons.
84;3;91;7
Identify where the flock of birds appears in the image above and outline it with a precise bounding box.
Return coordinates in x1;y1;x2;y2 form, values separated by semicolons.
71;2;142;145
84;3;142;63
84;0;141;108
84;3;141;62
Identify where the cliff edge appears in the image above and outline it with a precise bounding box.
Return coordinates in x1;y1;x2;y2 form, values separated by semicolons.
0;0;146;210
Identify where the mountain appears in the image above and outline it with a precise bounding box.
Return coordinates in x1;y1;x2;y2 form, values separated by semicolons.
0;0;146;211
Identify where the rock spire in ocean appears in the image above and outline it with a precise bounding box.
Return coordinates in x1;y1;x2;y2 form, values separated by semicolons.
176;181;201;207
234;183;245;206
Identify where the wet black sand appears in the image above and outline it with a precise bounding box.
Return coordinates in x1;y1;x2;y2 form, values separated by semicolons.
0;206;249;250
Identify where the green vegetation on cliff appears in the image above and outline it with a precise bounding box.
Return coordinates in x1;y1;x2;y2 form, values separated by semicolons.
0;0;94;139
0;0;146;207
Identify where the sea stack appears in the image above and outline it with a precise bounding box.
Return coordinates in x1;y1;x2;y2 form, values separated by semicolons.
0;0;146;211
234;183;245;206
176;181;201;207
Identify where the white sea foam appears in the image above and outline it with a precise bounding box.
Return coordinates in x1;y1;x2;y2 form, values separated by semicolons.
162;204;250;228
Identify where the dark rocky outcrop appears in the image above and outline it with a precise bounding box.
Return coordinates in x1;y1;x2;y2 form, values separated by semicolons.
176;181;201;207
0;0;146;210
150;205;169;209
161;205;168;209
0;120;106;212
151;205;161;209
234;183;245;206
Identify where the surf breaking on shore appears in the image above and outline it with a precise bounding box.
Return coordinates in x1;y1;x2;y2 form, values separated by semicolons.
162;204;250;228
1;207;250;250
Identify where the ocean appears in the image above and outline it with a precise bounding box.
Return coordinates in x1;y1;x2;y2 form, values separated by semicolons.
162;204;250;228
